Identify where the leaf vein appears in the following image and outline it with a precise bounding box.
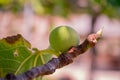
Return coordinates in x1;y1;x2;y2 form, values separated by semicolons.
14;54;33;75
0;59;21;64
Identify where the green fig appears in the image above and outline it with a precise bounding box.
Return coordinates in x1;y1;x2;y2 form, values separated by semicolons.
49;26;80;53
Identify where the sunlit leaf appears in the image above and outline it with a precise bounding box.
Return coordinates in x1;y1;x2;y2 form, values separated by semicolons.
0;34;52;78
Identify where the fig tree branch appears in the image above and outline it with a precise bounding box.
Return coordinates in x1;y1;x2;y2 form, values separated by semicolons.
0;29;103;80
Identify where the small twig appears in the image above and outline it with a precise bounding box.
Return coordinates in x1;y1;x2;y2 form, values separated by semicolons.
0;29;103;80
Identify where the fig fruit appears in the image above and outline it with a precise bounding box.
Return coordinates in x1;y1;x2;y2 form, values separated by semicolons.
49;26;80;53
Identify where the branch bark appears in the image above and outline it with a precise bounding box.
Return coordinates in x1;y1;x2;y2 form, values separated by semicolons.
0;29;102;80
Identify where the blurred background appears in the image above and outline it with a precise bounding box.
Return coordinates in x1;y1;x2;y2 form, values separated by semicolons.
0;0;120;80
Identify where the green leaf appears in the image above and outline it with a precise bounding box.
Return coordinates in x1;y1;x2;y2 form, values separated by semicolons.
107;0;120;7
0;34;52;78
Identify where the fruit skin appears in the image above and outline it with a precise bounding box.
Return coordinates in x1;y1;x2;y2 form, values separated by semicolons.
49;26;80;52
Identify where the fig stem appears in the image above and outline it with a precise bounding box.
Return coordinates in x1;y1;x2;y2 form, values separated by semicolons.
1;31;102;80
